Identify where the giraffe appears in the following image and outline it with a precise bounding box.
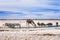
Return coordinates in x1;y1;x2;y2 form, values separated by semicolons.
26;19;36;28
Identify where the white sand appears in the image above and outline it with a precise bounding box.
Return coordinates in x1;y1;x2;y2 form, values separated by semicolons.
0;28;60;40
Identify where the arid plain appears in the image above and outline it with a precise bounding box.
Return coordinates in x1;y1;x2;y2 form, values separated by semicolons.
0;28;60;40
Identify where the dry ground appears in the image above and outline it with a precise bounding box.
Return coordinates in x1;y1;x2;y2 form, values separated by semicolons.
0;28;60;40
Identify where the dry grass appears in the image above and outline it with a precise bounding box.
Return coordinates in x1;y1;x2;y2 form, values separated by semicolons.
0;28;60;40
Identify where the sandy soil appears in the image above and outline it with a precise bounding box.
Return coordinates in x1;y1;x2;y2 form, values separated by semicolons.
0;28;60;40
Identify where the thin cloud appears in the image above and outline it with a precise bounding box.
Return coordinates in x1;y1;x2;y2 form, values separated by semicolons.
0;0;60;19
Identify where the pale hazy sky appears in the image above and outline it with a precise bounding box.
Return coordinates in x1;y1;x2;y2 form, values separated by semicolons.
0;0;60;19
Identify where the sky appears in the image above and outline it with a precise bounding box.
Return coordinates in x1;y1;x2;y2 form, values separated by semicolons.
0;0;60;19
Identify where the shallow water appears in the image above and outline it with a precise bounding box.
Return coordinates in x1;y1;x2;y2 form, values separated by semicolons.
37;26;60;28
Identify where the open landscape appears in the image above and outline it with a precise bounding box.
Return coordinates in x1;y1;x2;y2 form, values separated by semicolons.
0;0;60;40
0;28;60;40
0;19;60;40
